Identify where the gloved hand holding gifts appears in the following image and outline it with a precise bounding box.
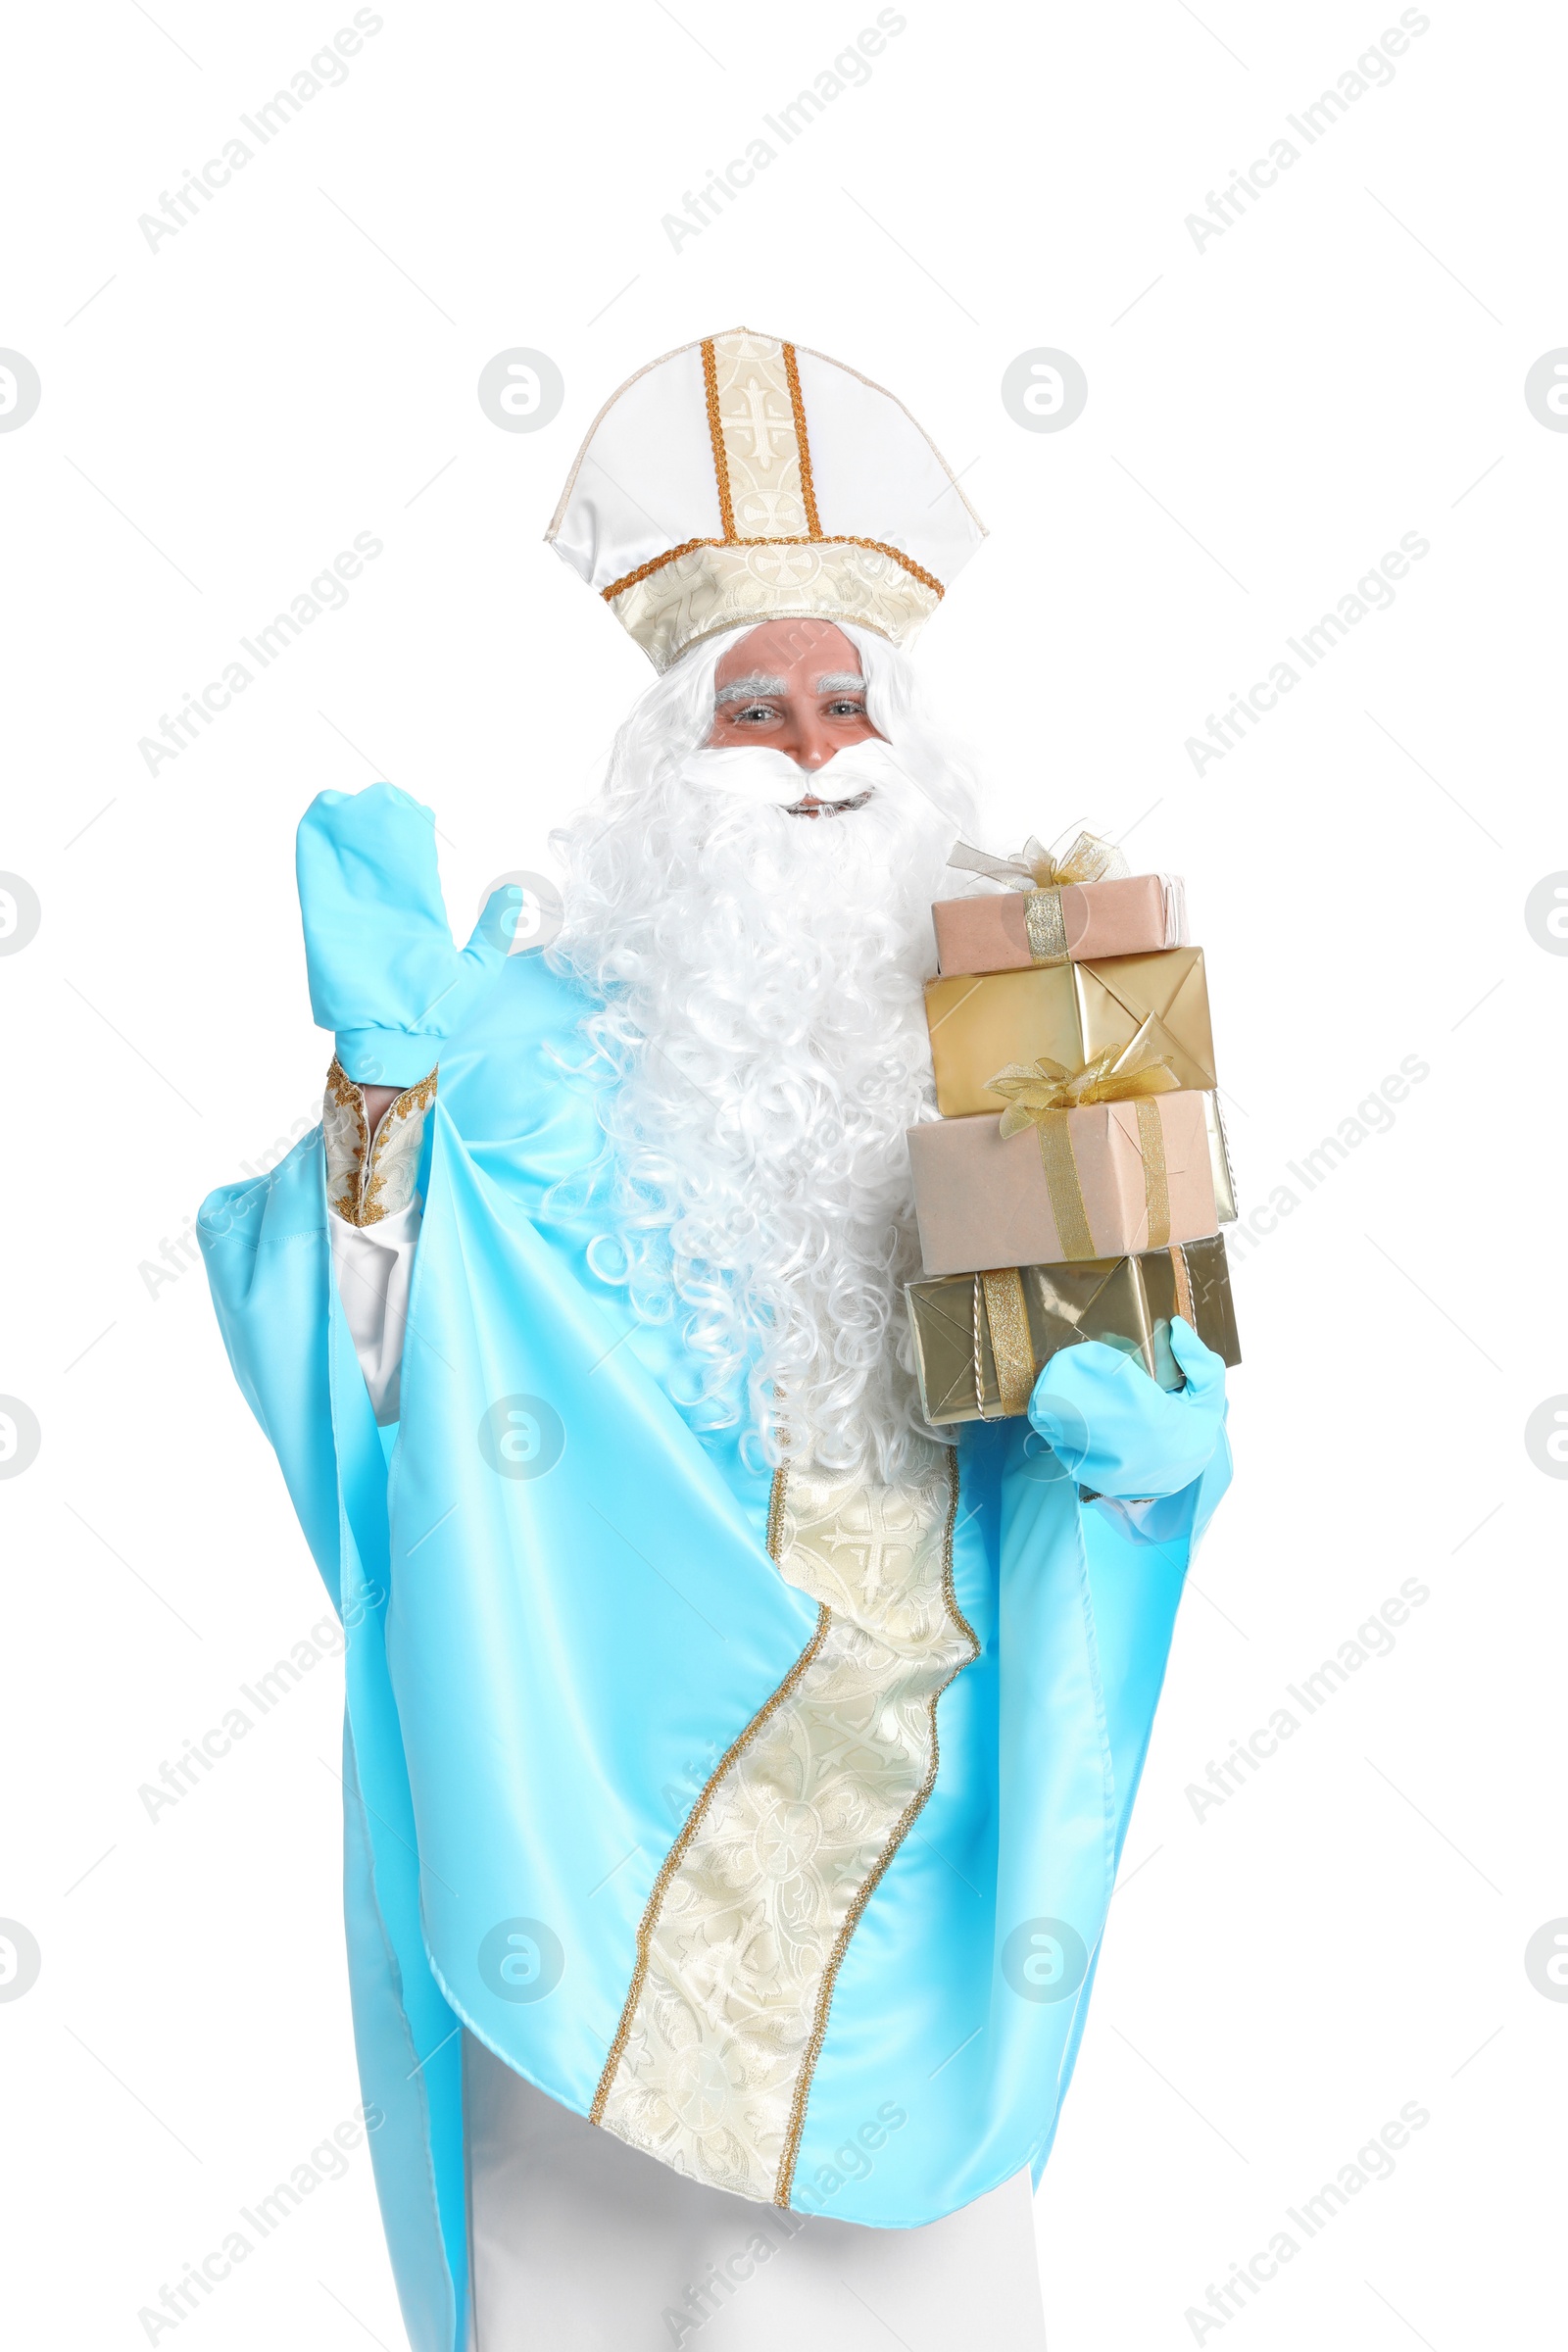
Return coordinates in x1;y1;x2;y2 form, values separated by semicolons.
1026;1315;1229;1498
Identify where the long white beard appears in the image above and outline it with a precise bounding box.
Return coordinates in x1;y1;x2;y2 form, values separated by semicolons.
549;626;976;1484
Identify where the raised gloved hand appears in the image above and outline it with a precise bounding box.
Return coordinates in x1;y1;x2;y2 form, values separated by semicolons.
1026;1318;1228;1499
296;783;521;1085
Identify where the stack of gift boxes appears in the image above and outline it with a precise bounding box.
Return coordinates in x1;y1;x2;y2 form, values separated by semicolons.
905;833;1242;1425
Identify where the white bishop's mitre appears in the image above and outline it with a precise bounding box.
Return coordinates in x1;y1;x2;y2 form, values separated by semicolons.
547;326;986;672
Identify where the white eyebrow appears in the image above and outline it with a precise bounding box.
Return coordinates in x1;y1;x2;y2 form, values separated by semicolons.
814;672;866;695
713;673;788;705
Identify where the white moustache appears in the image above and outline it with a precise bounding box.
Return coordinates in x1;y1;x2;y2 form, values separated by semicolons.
676;737;916;806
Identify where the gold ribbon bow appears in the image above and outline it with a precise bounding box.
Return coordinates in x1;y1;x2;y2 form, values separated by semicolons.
947;830;1129;965
985;1020;1177;1261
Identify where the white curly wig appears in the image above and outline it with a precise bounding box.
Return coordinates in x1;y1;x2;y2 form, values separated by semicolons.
547;624;976;1483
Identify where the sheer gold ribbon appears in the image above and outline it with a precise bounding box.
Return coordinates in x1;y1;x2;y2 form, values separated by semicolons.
985;1020;1178;1262
1168;1242;1195;1327
947;829;1130;967
976;1267;1034;1417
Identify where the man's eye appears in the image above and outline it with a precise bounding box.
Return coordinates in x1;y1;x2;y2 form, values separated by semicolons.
825;699;867;718
733;703;779;723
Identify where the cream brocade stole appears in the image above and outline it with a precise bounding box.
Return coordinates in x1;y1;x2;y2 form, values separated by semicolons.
592;1442;976;2208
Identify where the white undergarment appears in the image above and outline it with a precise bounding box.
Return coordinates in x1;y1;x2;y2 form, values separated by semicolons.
329;1200;419;1423
462;2034;1048;2352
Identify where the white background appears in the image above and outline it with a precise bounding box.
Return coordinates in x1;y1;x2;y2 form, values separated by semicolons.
3;1;1564;2345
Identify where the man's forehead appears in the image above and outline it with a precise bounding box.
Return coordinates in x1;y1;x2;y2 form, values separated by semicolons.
712;619;862;685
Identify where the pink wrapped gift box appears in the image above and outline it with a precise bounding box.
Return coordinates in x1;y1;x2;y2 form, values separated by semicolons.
932;872;1187;975
906;1089;1218;1279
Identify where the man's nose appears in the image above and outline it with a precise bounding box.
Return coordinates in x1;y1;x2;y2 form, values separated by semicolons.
788;711;841;769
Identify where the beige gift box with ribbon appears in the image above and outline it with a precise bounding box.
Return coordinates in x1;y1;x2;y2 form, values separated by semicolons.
908;1091;1217;1278
934;874;1186;975
906;1019;1219;1279
935;831;1187;974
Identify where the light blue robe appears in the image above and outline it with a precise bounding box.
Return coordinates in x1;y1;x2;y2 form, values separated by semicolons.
199;949;1230;2352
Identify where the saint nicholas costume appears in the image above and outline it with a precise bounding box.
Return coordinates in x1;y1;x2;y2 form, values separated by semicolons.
199;330;1232;2351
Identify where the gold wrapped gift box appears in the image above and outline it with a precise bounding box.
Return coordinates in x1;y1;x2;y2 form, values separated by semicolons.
907;1235;1242;1425
924;946;1216;1116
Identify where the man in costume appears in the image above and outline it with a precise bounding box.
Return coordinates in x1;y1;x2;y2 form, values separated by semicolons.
201;329;1231;2351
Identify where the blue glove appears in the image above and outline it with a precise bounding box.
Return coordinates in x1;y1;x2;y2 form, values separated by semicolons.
1026;1318;1228;1499
296;783;521;1085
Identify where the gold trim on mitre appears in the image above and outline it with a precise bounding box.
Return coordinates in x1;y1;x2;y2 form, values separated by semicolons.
607;535;946;673
546;326;983;672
